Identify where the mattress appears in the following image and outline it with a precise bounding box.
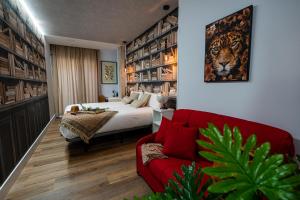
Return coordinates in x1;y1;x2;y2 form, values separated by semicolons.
60;102;153;139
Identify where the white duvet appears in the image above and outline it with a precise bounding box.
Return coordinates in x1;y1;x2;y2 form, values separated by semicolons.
60;102;153;139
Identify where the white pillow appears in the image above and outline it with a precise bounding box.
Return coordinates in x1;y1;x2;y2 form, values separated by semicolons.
130;91;144;100
145;92;161;110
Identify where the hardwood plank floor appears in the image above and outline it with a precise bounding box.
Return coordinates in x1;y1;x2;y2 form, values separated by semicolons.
6;120;152;200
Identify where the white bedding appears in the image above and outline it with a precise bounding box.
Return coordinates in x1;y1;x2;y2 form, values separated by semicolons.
60;102;153;139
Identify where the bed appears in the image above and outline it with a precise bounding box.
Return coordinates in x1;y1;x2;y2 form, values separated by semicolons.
60;92;160;142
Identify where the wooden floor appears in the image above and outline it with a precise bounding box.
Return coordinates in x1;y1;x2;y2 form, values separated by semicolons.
6;120;152;200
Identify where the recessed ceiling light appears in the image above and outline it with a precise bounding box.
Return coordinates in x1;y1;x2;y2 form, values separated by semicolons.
163;5;170;11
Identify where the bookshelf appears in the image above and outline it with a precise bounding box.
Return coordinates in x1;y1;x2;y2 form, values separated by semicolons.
0;0;47;107
126;8;178;95
0;0;49;186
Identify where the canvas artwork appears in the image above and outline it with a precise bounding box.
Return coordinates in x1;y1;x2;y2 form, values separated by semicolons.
101;61;118;84
205;5;253;82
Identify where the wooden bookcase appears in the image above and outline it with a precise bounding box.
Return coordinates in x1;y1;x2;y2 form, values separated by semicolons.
125;8;178;95
0;0;49;186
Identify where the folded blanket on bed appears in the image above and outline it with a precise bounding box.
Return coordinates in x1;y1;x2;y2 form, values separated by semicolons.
60;111;117;143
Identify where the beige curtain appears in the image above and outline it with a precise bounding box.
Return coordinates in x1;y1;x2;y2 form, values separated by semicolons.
50;45;98;114
118;45;126;97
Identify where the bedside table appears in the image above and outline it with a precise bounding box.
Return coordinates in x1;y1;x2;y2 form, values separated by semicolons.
108;97;121;102
152;108;174;132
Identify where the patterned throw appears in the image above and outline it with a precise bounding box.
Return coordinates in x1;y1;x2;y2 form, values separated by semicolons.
141;143;168;165
60;111;117;143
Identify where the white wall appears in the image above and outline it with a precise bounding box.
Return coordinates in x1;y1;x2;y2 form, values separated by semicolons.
99;49;119;97
178;0;300;153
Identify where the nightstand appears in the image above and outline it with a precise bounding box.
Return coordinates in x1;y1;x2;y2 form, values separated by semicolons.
152;108;174;132
108;97;121;102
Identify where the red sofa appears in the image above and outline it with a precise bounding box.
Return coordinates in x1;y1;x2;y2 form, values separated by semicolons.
136;109;295;192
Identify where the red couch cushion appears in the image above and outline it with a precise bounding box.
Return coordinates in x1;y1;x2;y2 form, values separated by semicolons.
154;117;185;144
163;125;198;161
148;157;212;185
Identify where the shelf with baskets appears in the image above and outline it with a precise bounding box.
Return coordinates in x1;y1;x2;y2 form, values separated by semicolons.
126;8;178;95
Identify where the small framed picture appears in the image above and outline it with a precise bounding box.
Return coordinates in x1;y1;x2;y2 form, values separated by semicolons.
101;61;118;84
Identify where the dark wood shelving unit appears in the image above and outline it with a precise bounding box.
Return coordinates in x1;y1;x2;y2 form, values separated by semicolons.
0;0;49;187
126;8;178;94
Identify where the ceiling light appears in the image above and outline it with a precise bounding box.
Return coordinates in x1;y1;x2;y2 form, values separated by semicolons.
19;0;44;35
163;5;170;11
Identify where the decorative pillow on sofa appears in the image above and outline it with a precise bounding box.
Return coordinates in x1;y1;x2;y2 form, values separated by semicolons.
130;93;151;108
162;125;198;161
154;117;186;144
121;96;134;104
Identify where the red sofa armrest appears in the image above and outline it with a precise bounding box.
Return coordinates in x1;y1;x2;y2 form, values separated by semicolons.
136;133;156;175
137;133;156;147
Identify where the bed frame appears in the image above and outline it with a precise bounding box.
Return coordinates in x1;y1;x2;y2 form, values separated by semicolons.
65;125;152;151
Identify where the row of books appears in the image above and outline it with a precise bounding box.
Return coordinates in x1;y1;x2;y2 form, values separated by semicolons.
127;35;177;64
0;54;46;81
0;80;47;105
127;65;177;82
13;37;46;68
126;82;177;96
127;50;177;73
0;0;45;55
126;14;178;53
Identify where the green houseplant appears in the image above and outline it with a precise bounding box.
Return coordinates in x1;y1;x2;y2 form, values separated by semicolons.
198;123;300;200
127;162;220;200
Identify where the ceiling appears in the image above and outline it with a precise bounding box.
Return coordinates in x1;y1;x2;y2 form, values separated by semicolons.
25;0;178;45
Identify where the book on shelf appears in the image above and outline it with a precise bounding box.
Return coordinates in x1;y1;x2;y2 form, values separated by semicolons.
161;22;171;33
0;25;10;49
7;8;18;30
143;46;149;56
17;17;25;38
150;43;158;53
151;71;158;81
5;84;16;104
15;38;25;57
166;15;178;26
27;66;35;79
135;62;142;71
167;31;177;47
14;57;25;78
0;55;10;75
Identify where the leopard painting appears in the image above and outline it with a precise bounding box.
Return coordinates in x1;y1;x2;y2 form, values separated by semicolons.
205;6;253;82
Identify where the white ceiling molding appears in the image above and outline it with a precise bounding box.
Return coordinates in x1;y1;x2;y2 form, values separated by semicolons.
45;35;120;50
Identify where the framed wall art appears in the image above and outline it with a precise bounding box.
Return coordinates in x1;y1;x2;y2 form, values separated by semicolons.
204;5;253;82
101;61;118;84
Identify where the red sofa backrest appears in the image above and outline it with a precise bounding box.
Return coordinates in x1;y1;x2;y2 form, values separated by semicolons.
172;109;295;156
